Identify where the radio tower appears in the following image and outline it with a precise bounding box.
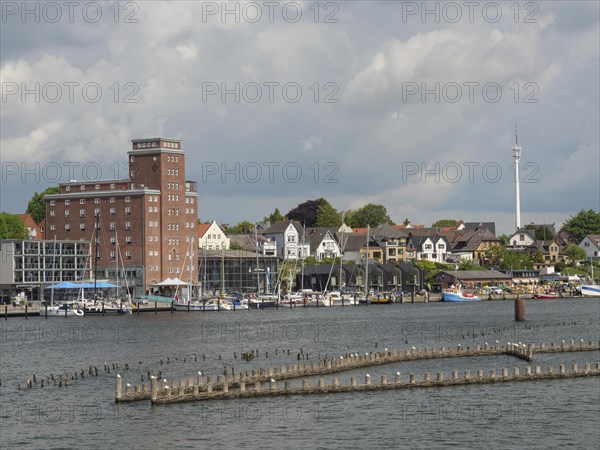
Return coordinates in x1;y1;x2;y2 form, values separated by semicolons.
512;124;522;231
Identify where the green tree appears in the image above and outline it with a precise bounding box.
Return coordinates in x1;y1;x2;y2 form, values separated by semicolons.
224;221;254;234
0;213;28;239
346;204;394;228
565;244;586;266
486;246;533;270
264;208;284;225
563;209;600;242
458;258;480;270
431;219;458;228
286;198;341;228
286;199;321;227
497;234;510;246
524;224;555;240
403;218;410;226
26;186;59;224
315;199;341;227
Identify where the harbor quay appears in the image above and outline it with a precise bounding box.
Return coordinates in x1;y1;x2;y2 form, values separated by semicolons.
1;292;595;319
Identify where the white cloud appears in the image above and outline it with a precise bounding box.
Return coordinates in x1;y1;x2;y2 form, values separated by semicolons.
0;1;597;233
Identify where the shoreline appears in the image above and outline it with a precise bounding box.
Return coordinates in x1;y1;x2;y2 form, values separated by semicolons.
2;294;599;318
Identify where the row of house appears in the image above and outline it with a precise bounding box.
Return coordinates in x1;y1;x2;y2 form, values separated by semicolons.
12;211;600;268
218;220;503;266
191;219;600;266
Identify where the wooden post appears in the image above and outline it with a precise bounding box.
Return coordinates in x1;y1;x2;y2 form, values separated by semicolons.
239;382;245;392
395;372;401;384
514;297;525;321
381;374;388;385
365;374;371;385
150;376;158;402
409;374;415;384
115;374;122;401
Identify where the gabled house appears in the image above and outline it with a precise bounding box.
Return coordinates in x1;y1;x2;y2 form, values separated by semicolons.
306;228;341;261
579;235;600;260
405;234;450;263
524;239;565;263
263;220;309;260
340;234;368;262
555;227;578;247
448;227;500;264
197;221;230;250
14;214;44;240
419;235;450;263
508;228;536;248
370;224;409;263
463;221;496;235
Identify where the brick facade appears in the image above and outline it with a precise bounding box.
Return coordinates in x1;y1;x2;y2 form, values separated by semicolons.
44;138;198;294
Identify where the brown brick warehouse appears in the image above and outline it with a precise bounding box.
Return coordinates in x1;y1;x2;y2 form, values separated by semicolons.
44;139;199;297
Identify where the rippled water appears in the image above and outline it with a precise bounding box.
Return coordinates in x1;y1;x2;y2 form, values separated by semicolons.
1;298;599;449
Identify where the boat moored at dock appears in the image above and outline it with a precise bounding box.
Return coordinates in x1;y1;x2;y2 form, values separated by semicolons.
442;288;481;302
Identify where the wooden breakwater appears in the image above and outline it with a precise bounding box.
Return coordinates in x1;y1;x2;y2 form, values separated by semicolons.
144;362;600;404
114;340;600;403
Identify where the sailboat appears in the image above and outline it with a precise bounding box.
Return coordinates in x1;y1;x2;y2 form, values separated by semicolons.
581;261;600;297
82;216;131;314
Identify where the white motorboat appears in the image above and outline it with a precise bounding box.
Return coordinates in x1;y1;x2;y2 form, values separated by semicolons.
44;303;85;317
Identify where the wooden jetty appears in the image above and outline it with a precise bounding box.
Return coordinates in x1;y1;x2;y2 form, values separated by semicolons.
114;340;600;403
145;361;600;405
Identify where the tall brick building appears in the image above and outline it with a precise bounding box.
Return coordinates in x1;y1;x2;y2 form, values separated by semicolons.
44;138;198;295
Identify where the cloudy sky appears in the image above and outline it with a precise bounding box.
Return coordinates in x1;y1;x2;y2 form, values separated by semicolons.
1;1;598;235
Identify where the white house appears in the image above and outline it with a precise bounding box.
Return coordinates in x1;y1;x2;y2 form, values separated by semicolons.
263;220;310;260
410;235;450;263
197;221;230;250
307;229;341;261
508;229;536;248
579;235;600;259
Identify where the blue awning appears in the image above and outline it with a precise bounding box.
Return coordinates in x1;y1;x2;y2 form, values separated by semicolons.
45;281;80;289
